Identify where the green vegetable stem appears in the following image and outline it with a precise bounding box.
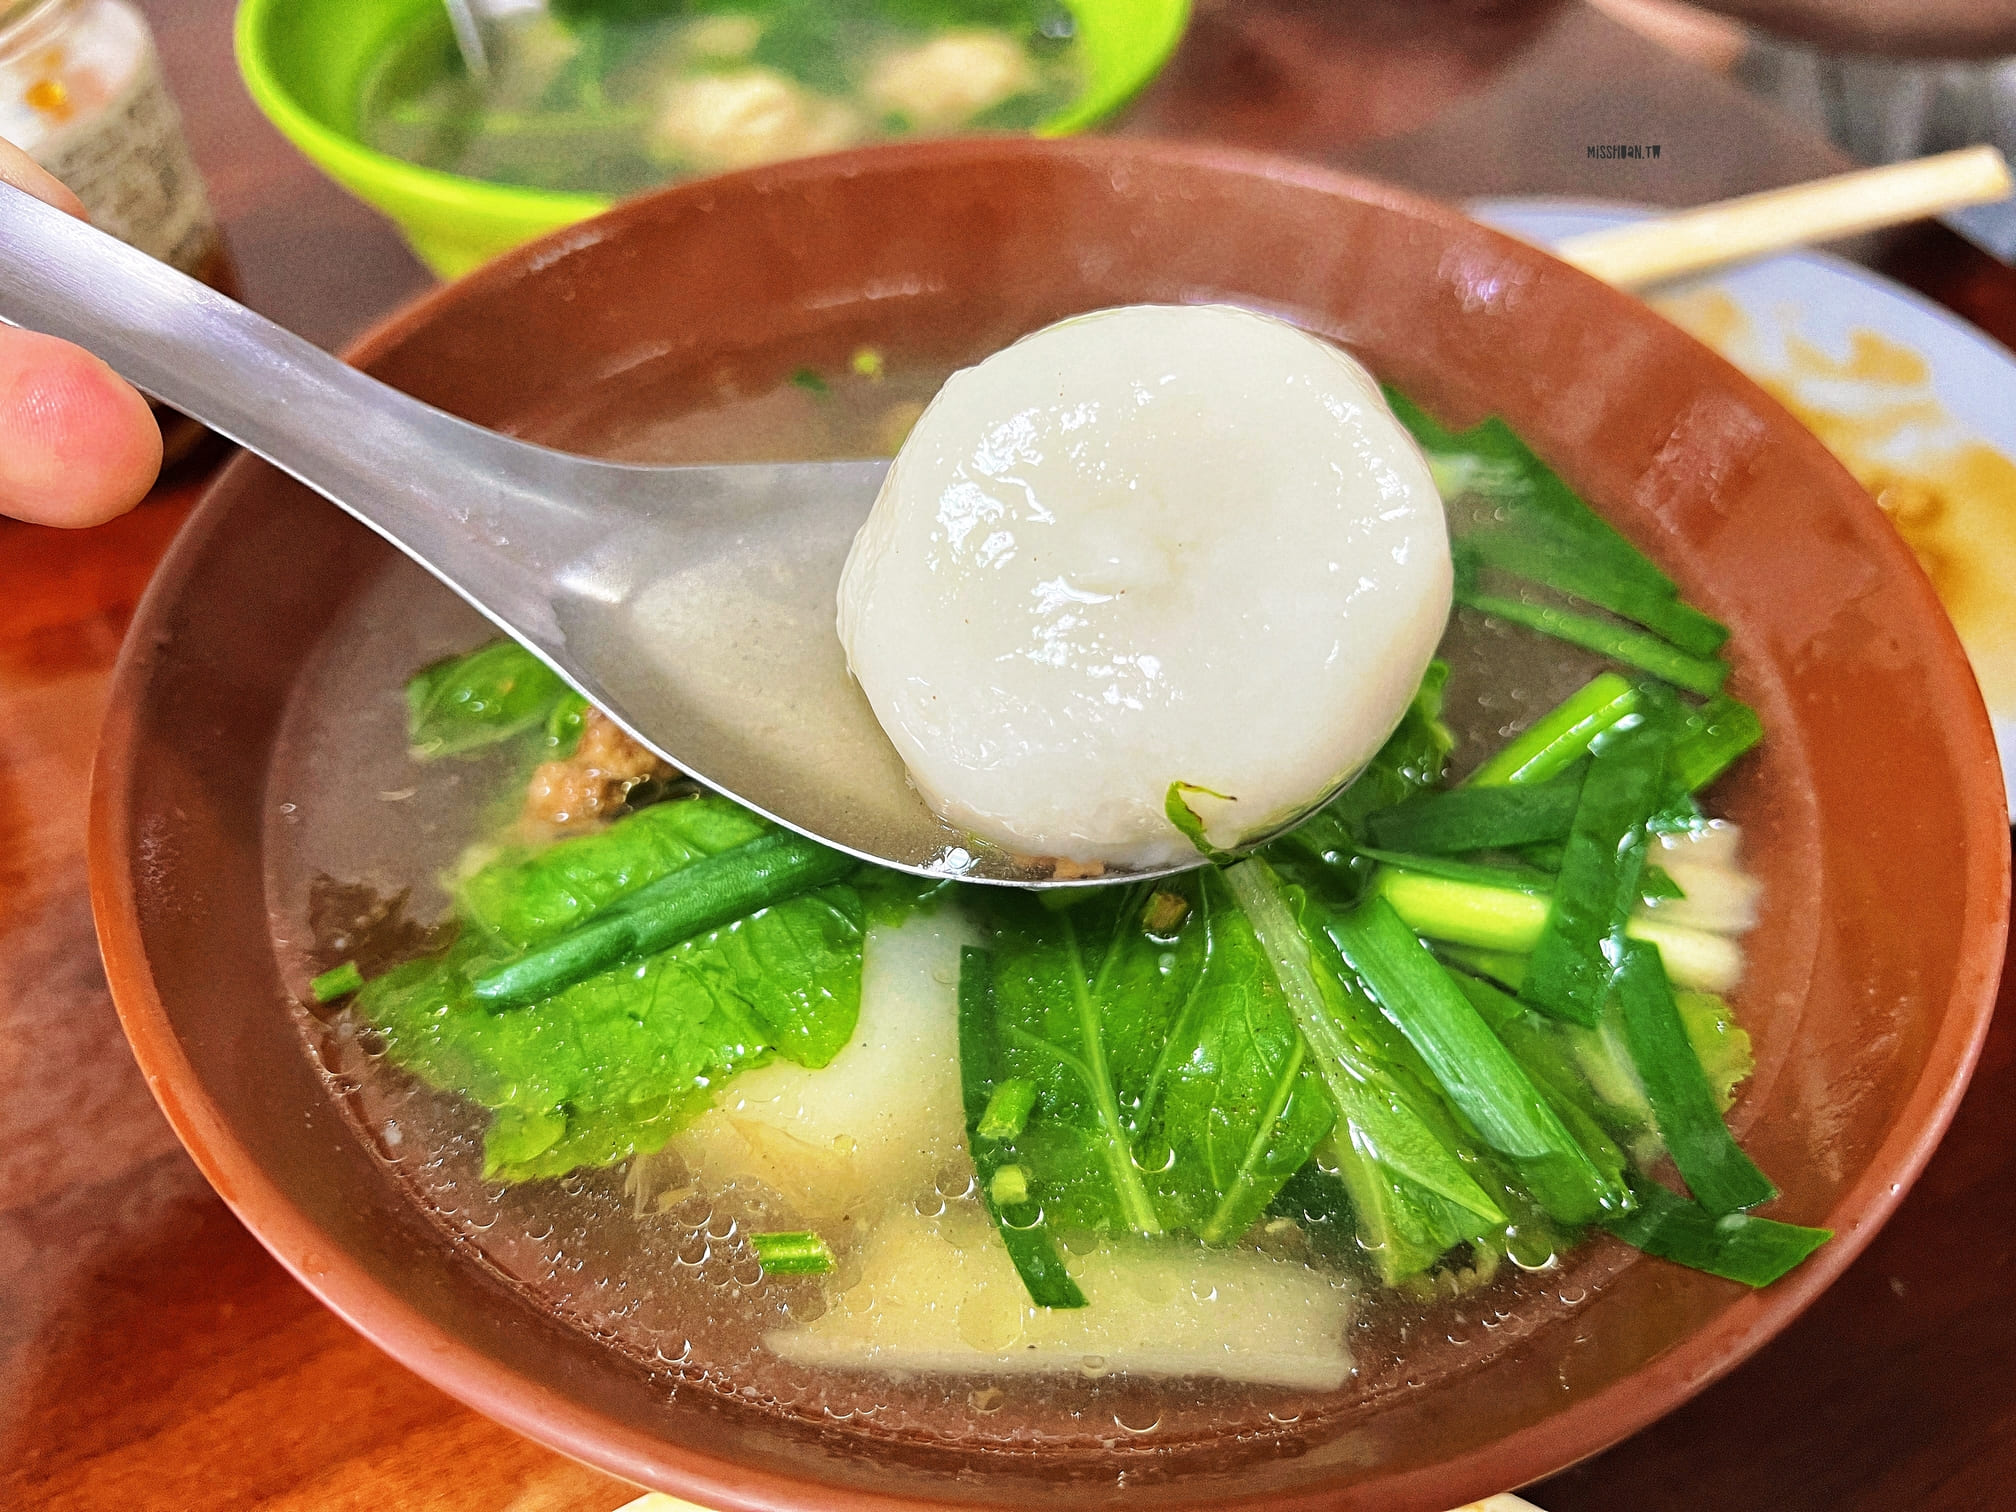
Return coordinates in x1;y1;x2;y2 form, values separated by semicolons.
1321;896;1626;1225
957;946;1086;1309
1456;592;1730;697
1520;712;1674;1025
1466;673;1637;788
748;1230;837;1276
1613;941;1775;1214
1605;1175;1829;1286
472;831;856;1009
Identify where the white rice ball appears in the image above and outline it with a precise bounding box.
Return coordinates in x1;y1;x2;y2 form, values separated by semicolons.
836;304;1451;870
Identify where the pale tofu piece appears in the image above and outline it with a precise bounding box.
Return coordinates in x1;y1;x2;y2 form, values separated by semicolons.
836;304;1452;870
652;68;864;173
766;1204;1356;1390
669;906;976;1230
864;30;1037;132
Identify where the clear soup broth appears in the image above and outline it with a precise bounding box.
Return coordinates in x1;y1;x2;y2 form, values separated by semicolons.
265;353;1736;1462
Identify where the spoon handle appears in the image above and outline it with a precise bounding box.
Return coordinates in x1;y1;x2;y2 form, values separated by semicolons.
0;180;587;638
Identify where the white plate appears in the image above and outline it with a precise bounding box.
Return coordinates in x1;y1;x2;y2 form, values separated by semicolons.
1474;198;2016;815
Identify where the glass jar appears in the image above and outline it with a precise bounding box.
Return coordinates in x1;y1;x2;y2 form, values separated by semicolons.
1;0;232;461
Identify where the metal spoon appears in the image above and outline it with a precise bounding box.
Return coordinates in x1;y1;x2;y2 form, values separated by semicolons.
0;180;1184;886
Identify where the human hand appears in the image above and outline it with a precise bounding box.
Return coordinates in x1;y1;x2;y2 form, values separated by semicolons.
1;138;161;527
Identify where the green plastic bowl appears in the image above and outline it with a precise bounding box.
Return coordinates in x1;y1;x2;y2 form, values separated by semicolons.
235;0;1190;278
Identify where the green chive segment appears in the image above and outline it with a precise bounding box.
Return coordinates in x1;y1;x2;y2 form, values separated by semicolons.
1365;771;1586;853
310;960;365;1003
1459;591;1730;696
1606;1176;1829;1286
1614;941;1775;1214
1456;531;1730;657
472;831;856;1009
977;1079;1037;1142
1521;714;1673;1025
1467;673;1638;788
749;1230;836;1276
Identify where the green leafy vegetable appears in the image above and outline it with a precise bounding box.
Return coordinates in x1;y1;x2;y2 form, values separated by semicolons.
359;877;862;1181
472;830;857;1011
354;797;866;1179
1321;897;1625;1224
1224;861;1505;1248
1521;714;1673;1025
458;794;770;949
1614;941;1775;1213
957;946;1086;1308
1606;1175;1829;1286
980;871;1336;1250
406;640;571;760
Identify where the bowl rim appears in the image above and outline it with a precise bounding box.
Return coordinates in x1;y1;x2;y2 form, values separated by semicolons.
89;134;2012;1509
231;0;1193;221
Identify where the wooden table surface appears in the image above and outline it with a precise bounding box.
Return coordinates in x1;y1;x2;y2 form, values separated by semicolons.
5;3;2014;1508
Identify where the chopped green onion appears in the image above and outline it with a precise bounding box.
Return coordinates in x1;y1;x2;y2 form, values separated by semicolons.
1460;591;1730;696
749;1230;836;1276
1456;530;1730;656
471;831;856;1009
1670;694;1765;793
1522;716;1673;1025
310;961;364;1003
1467;673;1638;787
989;1165;1031;1206
1374;868;1739;991
1365;771;1585;853
1606;1175;1829;1286
1323;898;1624;1224
1614;941;1775;1213
789;367;829;396
850;347;884;379
977;1078;1037;1141
1377;869;1550;952
1359;849;1555;894
956;947;1086;1309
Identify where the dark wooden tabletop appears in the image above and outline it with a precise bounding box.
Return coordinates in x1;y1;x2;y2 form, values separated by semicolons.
5;2;2014;1507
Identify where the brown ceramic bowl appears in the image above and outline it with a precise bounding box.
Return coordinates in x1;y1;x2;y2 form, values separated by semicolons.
91;138;2008;1509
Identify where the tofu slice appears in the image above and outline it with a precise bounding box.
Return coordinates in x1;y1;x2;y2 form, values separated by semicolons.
766;1204;1355;1391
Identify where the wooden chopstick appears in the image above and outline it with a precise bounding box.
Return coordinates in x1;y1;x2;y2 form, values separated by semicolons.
1553;144;2013;289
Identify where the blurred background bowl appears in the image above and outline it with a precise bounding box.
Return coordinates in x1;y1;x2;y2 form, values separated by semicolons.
234;0;1190;277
